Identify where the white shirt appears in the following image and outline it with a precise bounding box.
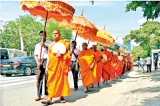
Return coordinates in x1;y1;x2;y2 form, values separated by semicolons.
71;48;80;61
34;40;52;59
146;56;151;65
139;58;144;64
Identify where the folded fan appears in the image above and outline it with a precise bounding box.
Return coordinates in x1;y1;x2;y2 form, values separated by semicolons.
52;42;66;54
118;56;123;61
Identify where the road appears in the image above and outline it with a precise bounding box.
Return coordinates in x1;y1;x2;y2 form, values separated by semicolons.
0;67;160;106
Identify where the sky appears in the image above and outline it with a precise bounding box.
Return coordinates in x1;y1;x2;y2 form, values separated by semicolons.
1;1;160;49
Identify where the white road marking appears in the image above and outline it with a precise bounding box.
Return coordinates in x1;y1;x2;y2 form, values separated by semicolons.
0;80;36;87
133;94;137;98
136;86;139;90
0;79;25;84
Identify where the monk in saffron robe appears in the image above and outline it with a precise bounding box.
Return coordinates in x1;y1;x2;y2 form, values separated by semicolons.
124;56;128;73
92;45;103;88
110;51;117;80
127;55;134;71
76;43;96;93
115;52;124;78
102;46;112;84
41;30;71;105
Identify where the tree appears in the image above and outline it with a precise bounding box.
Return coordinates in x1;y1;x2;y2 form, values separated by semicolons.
1;15;72;55
125;1;160;20
1;15;43;55
130;46;148;61
46;20;72;41
124;21;160;54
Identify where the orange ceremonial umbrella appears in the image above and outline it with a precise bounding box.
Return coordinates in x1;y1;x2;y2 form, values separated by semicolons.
96;25;115;46
20;0;75;22
20;0;75;59
20;0;75;81
60;10;98;41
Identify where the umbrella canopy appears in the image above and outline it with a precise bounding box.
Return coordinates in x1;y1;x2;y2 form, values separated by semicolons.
20;0;75;22
89;35;114;46
96;29;115;45
60;15;98;40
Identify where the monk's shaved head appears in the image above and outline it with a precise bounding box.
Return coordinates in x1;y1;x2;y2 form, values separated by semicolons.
82;42;88;50
103;45;107;51
92;45;97;51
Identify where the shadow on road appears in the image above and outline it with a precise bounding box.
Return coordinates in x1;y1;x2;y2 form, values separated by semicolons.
141;95;160;106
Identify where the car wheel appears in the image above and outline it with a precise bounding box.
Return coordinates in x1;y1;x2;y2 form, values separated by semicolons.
24;67;32;76
5;74;12;76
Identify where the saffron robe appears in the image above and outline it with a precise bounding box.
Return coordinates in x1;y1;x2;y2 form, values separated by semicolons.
78;49;96;87
94;50;103;82
110;55;117;79
47;39;71;98
102;50;112;81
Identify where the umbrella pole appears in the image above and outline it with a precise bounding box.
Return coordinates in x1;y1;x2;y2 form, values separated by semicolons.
37;11;48;82
74;30;78;41
40;11;48;61
88;39;90;45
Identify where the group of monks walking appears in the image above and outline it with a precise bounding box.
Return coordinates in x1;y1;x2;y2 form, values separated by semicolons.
34;29;134;105
76;43;134;93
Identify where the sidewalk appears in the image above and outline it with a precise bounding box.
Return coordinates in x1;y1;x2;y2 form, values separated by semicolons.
130;67;160;106
32;67;160;106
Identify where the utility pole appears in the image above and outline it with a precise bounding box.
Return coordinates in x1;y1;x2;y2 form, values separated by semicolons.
19;28;24;51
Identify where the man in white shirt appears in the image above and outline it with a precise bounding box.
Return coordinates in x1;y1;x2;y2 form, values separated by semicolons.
34;30;52;101
137;57;145;73
146;54;152;73
70;41;80;91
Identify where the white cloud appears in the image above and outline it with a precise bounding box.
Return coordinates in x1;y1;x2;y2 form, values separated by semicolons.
138;17;160;25
138;18;147;25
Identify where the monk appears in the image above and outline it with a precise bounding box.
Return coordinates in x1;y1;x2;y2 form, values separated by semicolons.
41;30;71;105
110;51;118;80
92;45;103;88
127;55;133;71
102;46;112;84
124;56;128;73
115;52;124;78
76;43;96;93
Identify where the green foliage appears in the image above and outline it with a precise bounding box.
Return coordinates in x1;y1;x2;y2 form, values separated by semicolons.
130;46;148;61
1;15;43;55
124;21;160;54
1;15;72;55
97;44;103;50
46;20;72;41
125;1;160;20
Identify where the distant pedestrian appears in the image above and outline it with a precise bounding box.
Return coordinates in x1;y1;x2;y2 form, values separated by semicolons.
137;57;141;70
154;55;158;70
137;57;145;73
146;54;152;73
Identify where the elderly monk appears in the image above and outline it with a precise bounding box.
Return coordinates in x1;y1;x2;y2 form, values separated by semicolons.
102;46;112;85
115;52;124;78
92;45;103;88
76;43;96;93
41;30;71;105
